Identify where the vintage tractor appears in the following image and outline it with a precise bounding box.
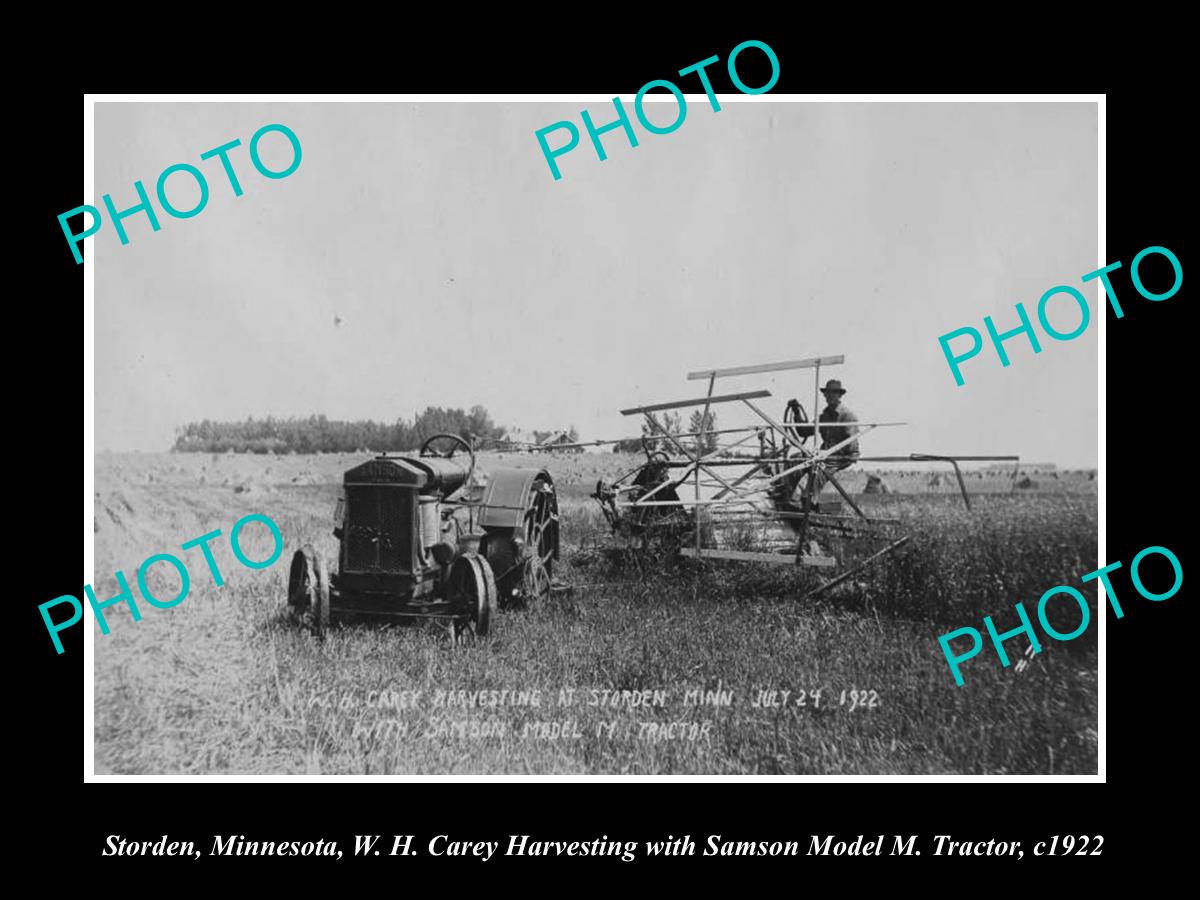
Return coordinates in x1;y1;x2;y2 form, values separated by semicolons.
287;434;559;640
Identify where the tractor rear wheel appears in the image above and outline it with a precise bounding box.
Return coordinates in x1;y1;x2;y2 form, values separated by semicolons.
521;475;559;597
483;473;559;607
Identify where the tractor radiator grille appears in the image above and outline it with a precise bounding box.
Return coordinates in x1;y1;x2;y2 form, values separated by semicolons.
345;486;413;573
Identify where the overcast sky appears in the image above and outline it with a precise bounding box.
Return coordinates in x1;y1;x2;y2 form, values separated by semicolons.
94;100;1098;466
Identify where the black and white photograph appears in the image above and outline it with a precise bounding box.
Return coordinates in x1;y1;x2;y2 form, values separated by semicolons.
88;97;1099;776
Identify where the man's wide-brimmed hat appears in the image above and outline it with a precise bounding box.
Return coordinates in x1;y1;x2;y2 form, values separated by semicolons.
821;379;847;395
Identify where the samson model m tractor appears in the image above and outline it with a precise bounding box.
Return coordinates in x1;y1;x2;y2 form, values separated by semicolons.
287;434;559;640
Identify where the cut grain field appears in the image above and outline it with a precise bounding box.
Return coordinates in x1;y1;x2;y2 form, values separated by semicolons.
93;451;1098;775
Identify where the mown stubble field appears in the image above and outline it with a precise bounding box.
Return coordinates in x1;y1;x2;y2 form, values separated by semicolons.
93;451;1098;775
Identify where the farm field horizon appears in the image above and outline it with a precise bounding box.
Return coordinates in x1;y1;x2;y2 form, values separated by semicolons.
93;450;1099;775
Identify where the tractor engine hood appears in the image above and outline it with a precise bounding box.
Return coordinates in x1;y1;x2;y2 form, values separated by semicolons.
344;456;471;496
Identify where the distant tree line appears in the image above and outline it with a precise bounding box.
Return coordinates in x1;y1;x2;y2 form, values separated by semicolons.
613;410;717;454
173;406;507;454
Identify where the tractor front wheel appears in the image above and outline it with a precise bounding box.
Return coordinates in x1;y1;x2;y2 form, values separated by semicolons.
287;545;330;638
311;553;331;640
448;552;498;642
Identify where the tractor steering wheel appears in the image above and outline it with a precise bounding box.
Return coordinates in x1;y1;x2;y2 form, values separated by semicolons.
420;433;477;485
420;432;474;460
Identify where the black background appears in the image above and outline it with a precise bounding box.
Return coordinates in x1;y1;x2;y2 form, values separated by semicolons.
19;24;1190;880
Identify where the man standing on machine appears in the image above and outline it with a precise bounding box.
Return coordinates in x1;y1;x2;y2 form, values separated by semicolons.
811;378;859;495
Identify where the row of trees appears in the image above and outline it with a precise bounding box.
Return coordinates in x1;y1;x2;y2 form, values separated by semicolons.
174;407;716;455
173;406;508;454
613;410;718;454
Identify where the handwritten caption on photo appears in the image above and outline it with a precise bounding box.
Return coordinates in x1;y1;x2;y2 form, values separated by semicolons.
305;685;882;743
